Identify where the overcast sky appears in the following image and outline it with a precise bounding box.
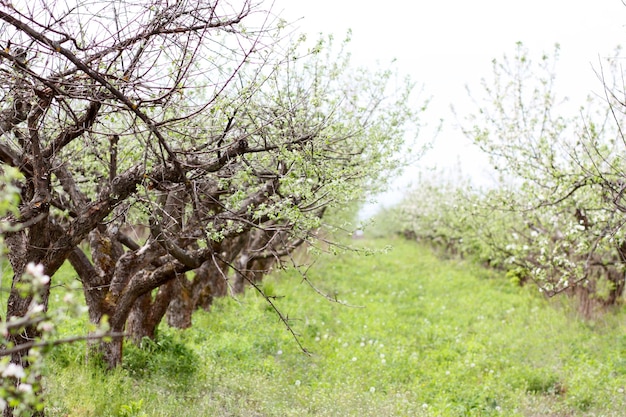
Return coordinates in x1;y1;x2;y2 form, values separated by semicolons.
272;0;626;216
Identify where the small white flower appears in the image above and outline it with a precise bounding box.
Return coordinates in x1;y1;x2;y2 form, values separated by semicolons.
29;303;44;314
351;357;357;362
276;350;283;355
2;363;26;379
26;262;44;278
39;321;54;332
17;383;32;393
295;380;301;387
369;387;376;393
422;403;428;409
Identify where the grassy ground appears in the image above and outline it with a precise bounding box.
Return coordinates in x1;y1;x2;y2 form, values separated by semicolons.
42;238;626;416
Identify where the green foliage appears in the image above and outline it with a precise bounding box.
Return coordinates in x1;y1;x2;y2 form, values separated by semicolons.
117;400;147;417
122;333;198;381
41;239;626;416
0;166;22;225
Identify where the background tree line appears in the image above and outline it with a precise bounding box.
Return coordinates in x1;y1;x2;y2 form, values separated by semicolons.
392;43;626;317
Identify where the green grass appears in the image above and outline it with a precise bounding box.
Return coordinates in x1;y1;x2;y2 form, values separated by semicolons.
42;238;626;416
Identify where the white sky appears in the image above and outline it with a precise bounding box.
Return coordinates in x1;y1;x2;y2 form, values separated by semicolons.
272;0;626;217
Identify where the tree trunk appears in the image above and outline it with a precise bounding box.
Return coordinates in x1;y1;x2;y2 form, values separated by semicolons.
166;259;228;328
100;334;125;369
166;277;195;329
127;281;175;343
233;256;276;293
3;226;51;417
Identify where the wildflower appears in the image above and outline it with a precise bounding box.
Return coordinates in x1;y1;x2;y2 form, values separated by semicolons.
369;387;376;393
295;380;301;387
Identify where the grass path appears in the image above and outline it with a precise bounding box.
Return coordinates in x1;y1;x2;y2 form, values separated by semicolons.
45;238;626;416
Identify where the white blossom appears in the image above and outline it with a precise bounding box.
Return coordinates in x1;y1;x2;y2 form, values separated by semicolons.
2;363;25;379
26;262;44;277
17;383;33;393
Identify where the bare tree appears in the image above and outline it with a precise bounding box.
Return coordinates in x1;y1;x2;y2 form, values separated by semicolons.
0;0;421;391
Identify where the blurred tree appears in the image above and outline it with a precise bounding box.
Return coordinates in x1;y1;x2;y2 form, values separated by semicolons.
399;43;626;316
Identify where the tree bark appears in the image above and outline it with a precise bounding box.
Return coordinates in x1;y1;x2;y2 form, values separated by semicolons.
127;280;176;343
166;258;229;328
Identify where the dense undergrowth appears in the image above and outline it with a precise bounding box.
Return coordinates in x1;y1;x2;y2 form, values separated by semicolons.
41;238;626;416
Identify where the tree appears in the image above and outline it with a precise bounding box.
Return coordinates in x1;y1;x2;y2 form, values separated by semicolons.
0;0;423;382
458;43;626;312
397;43;626;316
